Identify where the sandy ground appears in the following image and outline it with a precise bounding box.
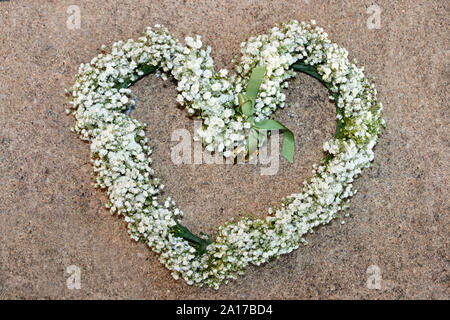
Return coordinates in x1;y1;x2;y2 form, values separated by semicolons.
0;0;448;299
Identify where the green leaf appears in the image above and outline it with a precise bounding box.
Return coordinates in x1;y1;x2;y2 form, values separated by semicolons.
247;128;259;156
281;129;295;163
238;93;253;116
245;66;267;102
254;119;288;131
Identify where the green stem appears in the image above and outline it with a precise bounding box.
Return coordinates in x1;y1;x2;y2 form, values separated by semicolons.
290;63;345;138
291;63;329;87
119;64;157;89
171;222;213;254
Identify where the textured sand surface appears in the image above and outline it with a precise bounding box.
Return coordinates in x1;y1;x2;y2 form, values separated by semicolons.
0;0;448;299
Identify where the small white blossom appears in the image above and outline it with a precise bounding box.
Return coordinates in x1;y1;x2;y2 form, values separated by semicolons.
70;21;384;290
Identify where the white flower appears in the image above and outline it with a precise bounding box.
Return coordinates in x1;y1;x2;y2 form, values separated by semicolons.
203;70;212;78
219;69;228;77
70;20;384;290
223;108;233;118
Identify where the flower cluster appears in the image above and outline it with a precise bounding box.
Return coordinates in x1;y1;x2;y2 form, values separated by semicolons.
68;21;384;289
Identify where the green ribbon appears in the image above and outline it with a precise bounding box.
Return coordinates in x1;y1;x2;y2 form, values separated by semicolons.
238;66;295;163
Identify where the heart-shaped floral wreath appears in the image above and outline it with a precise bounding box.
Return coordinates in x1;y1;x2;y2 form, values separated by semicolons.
68;20;385;289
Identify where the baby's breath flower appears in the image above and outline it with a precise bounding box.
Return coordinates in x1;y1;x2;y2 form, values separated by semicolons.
70;20;384;289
